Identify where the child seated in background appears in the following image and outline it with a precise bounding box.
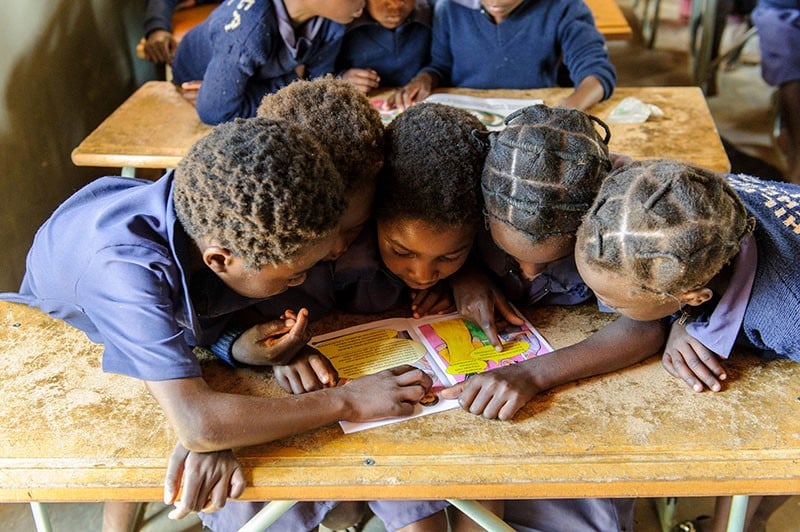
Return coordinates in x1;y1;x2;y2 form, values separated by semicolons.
1;116;434;530
336;0;432;100
441;105;660;530
142;0;221;64
574;159;800;532
394;0;616;111
171;0;364;124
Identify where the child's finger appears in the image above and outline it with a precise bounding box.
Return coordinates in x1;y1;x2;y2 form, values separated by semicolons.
439;382;465;400
671;351;707;392
308;354;338;387
494;296;525;325
164;442;189;504
229;467;247;499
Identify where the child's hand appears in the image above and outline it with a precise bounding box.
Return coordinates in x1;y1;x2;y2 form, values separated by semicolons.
411;283;456;318
338;365;433;422
144;30;177;64
179;81;202;106
385;73;434;111
163;441;246;520
232;309;312;366
440;362;539;420
341;68;381;93
452;273;525;350
273;346;339;394
662;320;727;392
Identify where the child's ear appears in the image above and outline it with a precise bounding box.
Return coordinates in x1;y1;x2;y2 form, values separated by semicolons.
203;246;233;273
679;287;714;307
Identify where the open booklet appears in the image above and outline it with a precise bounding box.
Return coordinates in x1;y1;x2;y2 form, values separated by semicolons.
370;93;544;130
309;311;553;433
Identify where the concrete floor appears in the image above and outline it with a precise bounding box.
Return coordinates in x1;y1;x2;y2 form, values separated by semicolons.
1;2;797;531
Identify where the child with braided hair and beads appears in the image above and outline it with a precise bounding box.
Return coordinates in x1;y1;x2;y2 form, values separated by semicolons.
574;158;800;532
439;104;664;531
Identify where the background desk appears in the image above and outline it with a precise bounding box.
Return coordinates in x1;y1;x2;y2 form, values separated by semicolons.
71;82;729;176
1;301;797;508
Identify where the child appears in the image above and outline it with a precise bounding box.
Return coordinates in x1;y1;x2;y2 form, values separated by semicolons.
574;159;800;383
393;0;617;111
440;104;654;531
142;0;221;64
574;159;800;532
336;0;432;97
170;0;365;124
1;116;433;528
752;0;800;183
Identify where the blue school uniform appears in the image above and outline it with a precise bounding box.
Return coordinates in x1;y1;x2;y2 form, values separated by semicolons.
0;172;267;381
475;228;593;306
171;0;345;124
684;174;800;361
144;0;221;36
421;0;616;97
336;1;432;87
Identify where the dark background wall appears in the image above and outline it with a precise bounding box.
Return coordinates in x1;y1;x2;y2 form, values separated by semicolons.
0;1;157;290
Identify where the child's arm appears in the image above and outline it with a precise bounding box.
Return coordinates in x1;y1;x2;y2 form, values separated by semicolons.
145;365;433;452
163;441;246;519
273;346;339;394
440;316;667;420
557;75;605;112
662;320;727;393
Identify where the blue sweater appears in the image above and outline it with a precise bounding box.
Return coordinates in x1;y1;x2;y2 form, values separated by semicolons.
336;1;432;87
422;0;616;97
143;0;221;36
727;174;800;361
171;0;345;124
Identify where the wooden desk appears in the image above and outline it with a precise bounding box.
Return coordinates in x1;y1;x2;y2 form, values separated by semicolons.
71;82;729;175
1;300;798;508
586;0;633;41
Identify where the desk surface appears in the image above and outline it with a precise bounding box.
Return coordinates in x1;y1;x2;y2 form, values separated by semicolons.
585;0;632;40
72;82;729;173
1;301;797;503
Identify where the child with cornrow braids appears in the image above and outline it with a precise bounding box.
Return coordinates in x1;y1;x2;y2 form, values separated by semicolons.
574;158;800;532
442;105;665;532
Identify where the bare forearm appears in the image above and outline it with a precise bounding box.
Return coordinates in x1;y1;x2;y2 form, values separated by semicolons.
147;377;349;452
528;316;667;392
558;75;605;111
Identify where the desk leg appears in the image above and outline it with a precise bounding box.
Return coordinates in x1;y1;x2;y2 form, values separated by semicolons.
238;500;298;532
29;502;52;532
121;166;136;178
726;495;749;532
447;499;515;531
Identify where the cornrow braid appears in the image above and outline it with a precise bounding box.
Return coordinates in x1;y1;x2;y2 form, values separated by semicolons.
174;116;345;268
482;104;612;244
577;159;752;295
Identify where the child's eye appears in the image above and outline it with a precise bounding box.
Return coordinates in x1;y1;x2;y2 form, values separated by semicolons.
392;248;414;258
438;255;461;263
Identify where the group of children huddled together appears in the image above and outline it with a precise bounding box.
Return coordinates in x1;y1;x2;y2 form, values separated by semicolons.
142;0;616;124
5;71;800;530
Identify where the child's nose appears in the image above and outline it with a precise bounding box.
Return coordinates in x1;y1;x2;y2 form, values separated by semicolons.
409;262;437;284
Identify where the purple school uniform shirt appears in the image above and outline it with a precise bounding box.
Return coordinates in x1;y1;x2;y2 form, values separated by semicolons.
685;234;758;358
3;173;260;381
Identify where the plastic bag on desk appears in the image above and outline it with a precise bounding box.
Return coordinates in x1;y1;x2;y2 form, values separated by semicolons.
606;97;664;124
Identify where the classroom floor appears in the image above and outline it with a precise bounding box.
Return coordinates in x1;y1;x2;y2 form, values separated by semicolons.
1;2;797;531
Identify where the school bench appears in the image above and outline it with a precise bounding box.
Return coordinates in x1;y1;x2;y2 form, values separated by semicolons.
1;300;798;531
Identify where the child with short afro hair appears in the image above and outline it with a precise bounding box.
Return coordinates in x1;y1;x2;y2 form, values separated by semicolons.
1;116;434;526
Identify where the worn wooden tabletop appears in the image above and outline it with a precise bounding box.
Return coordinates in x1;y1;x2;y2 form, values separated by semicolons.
1;301;796;503
71;83;729;173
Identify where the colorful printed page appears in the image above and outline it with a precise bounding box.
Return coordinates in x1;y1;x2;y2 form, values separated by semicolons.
370;93;544;129
309;312;552;433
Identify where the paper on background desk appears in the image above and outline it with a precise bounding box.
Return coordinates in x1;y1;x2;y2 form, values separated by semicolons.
371;93;544;130
309;311;552;433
